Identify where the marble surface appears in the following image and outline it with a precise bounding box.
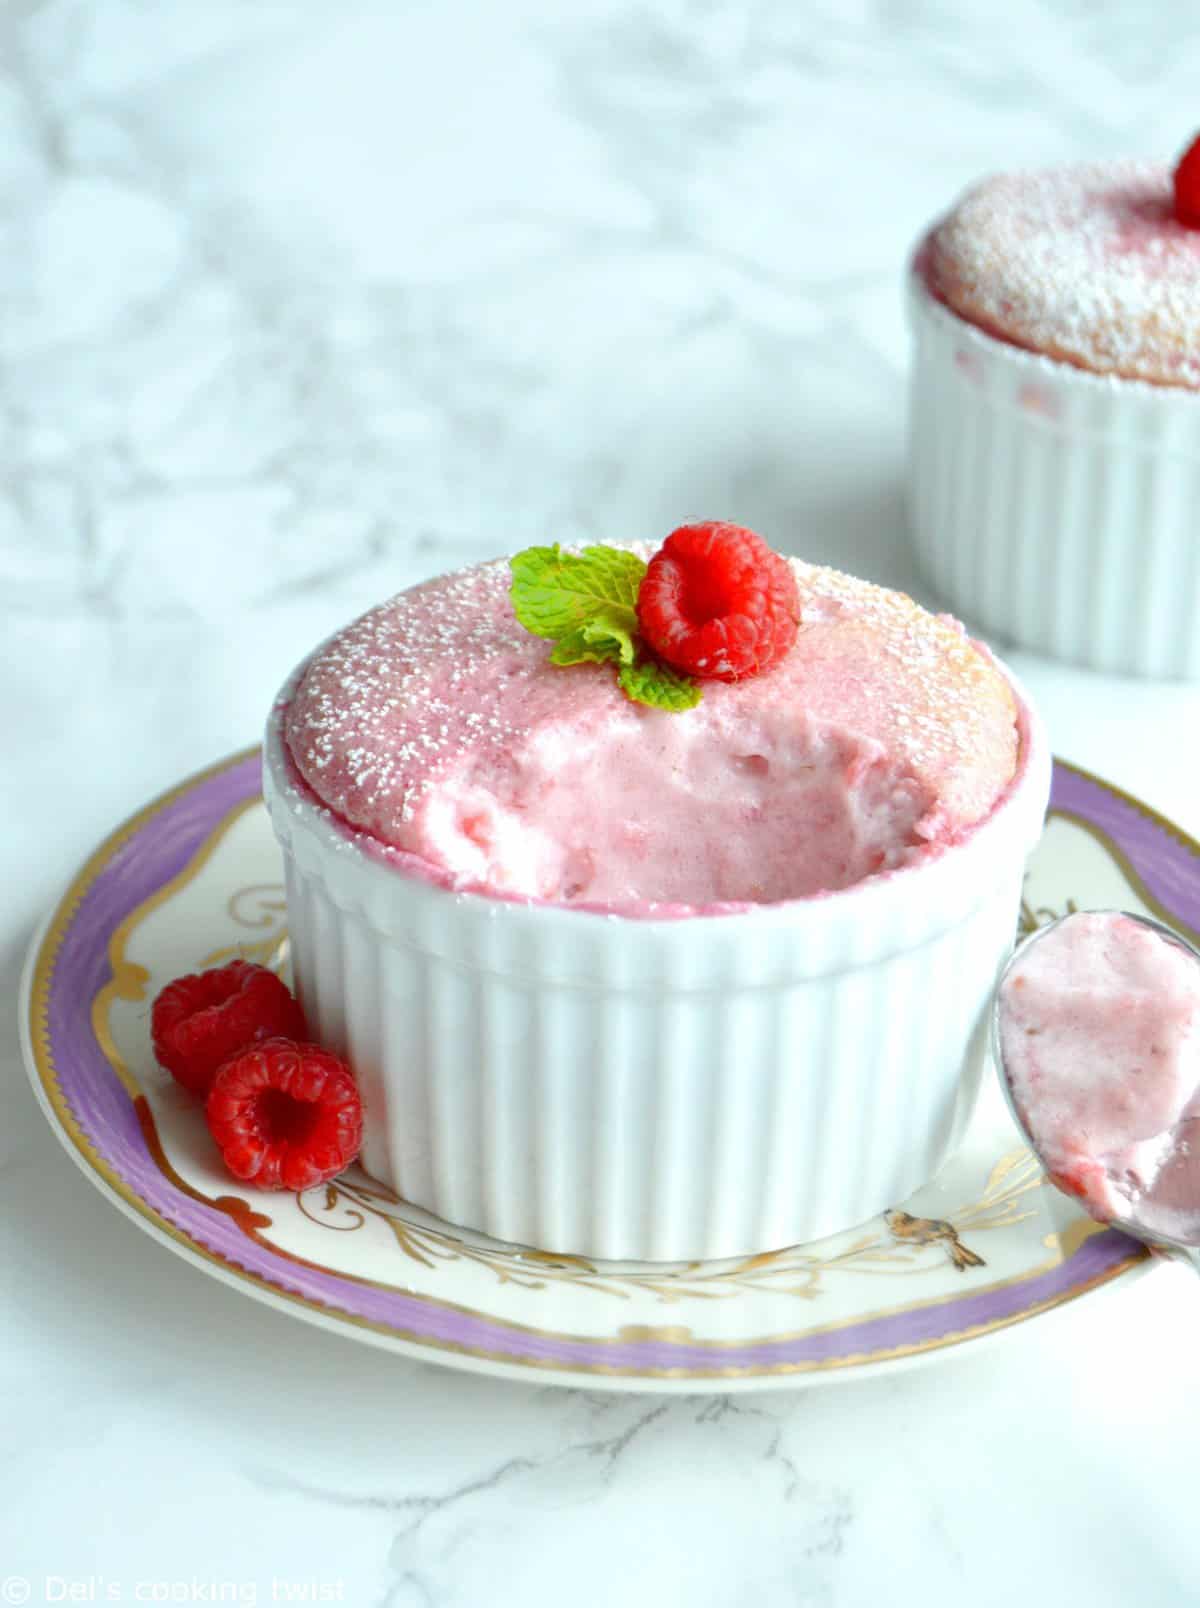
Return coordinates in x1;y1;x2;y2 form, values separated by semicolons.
4;2;1200;1603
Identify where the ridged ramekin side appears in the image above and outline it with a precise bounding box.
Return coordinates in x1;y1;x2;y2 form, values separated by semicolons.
908;275;1200;679
279;845;1021;1259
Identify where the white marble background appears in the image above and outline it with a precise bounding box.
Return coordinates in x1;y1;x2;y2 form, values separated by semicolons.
4;2;1200;1604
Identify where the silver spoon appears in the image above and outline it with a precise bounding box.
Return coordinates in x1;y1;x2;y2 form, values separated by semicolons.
992;909;1200;1273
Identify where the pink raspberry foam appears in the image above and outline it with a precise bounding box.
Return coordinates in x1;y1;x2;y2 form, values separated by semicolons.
1000;912;1200;1245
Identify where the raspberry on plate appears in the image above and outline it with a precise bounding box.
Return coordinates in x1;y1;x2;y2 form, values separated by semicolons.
205;1038;363;1192
151;959;305;1097
636;521;801;682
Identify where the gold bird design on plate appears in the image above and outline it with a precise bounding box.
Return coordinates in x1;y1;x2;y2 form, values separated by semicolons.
885;1209;986;1272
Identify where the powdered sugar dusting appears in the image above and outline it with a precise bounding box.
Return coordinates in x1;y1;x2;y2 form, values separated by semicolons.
283;555;564;836
926;161;1200;389
283;549;1018;904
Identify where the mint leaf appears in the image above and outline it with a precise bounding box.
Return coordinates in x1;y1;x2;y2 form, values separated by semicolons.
550;629;610;667
619;658;702;711
508;541;702;715
550;609;638;668
510;545;646;640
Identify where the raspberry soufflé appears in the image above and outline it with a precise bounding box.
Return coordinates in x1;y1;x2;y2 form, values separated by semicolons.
908;138;1200;678
282;526;1019;913
265;523;1047;1260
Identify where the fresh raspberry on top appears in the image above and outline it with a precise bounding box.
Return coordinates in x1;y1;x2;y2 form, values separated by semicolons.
1174;134;1200;227
206;1038;363;1192
636;522;801;682
151;959;305;1097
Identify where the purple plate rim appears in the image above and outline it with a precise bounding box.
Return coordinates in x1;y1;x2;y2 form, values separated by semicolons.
23;750;1175;1384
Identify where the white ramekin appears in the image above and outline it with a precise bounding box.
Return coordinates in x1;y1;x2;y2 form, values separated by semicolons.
907;270;1200;679
264;676;1050;1262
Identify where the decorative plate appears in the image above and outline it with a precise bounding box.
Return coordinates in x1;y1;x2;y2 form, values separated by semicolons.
22;752;1198;1392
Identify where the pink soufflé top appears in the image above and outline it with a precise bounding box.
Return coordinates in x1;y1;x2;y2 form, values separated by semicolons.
282;552;1020;911
923;161;1200;389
